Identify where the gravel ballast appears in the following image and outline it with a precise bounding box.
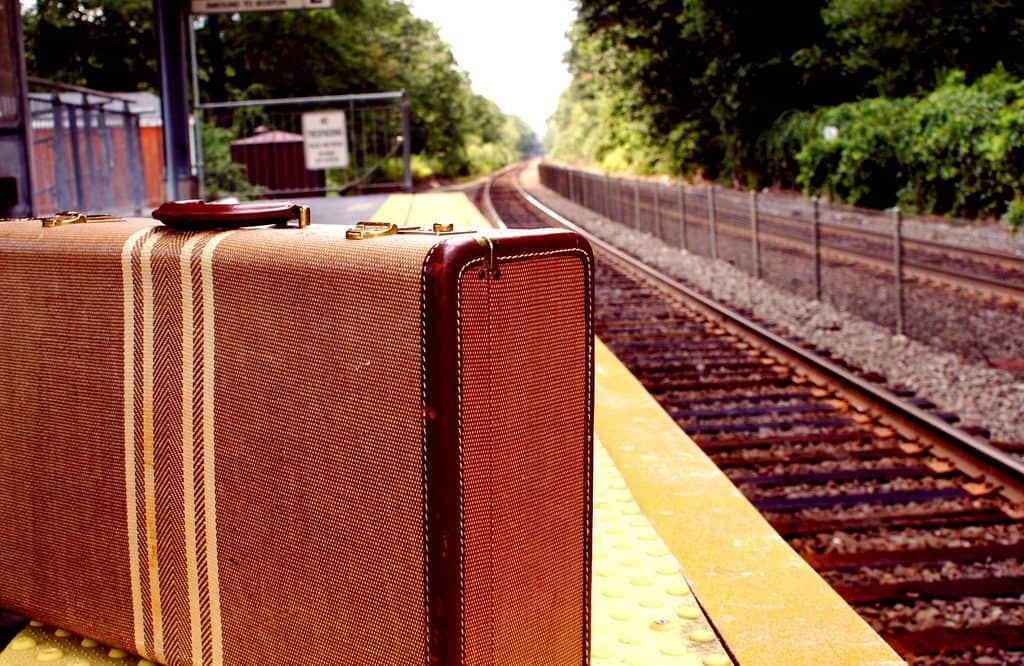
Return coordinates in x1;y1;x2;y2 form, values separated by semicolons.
519;164;1024;442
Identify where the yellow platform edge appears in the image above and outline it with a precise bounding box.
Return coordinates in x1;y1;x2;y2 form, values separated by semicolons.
593;322;904;666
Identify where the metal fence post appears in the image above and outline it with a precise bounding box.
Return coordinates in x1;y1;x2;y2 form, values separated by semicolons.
678;184;687;251
653;183;662;239
82;104;102;210
603;174;610;218
193;107;207;200
96;105;113;211
66;103;86;210
812;196;822;301
708;184;718;260
51;93;72;211
750;190;761;279
617;178;624;223
633;180;640;230
893;206;905;336
400;92;413;193
123;101;146;215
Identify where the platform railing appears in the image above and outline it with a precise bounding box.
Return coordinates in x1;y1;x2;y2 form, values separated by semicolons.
27;77;149;216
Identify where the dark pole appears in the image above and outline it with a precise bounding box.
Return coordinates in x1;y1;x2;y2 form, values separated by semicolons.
708;185;718;260
155;0;193;200
893;207;905;336
678;184;687;251
0;0;34;216
653;183;661;239
812;196;822;301
750;190;760;279
401;90;412;193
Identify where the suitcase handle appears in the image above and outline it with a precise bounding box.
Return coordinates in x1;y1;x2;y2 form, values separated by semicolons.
152;200;310;230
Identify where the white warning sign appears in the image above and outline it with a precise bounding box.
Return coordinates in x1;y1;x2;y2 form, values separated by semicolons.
301;110;349;170
191;0;330;14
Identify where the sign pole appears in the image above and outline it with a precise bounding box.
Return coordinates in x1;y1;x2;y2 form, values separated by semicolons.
0;0;34;216
155;0;194;199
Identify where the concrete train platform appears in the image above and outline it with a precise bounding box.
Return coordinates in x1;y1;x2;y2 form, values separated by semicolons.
0;192;902;666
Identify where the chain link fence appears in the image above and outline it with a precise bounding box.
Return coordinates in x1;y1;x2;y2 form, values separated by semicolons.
539;162;1024;337
195;92;411;201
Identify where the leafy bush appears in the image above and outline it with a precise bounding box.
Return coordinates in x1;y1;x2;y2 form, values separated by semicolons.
201;122;251;200
773;68;1024;223
900;70;1023;218
379;154;443;182
790;97;912;209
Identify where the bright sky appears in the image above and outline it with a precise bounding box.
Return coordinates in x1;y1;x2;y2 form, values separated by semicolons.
407;0;577;139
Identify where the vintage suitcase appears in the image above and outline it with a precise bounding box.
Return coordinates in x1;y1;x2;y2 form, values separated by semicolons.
0;203;594;665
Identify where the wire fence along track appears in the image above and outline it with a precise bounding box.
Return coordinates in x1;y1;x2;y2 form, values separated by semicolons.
539;163;1024;321
486;166;1024;665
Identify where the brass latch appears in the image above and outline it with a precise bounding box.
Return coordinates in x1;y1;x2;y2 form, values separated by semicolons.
42;212;126;227
345;221;476;240
345;221;399;240
476;236;500;280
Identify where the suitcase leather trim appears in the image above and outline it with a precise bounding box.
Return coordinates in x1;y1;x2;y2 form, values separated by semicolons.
421;231;595;665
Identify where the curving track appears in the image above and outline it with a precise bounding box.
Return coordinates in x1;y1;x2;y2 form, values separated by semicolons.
483;165;1024;665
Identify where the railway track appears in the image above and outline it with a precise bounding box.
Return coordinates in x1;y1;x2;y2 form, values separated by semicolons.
484;166;1024;665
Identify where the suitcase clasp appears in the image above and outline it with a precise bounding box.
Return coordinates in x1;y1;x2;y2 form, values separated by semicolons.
346;221;478;239
42;212;125;227
346;221;400;239
395;222;476;236
476;236;500;280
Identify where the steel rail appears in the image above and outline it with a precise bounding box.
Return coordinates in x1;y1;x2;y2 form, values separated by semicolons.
487;166;1024;506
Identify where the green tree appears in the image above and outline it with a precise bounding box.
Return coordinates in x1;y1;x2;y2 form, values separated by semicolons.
24;0;159;91
23;0;538;180
548;0;1024;226
807;0;1024;98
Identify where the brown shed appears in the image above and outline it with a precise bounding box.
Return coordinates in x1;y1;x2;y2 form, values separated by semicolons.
229;127;325;197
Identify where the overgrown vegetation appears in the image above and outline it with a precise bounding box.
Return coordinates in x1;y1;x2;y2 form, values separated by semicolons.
23;0;537;183
548;0;1024;227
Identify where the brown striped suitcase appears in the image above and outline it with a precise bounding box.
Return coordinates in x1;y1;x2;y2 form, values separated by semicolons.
0;205;594;666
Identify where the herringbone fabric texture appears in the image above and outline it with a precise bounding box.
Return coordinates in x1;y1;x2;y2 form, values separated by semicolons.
0;219;592;666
